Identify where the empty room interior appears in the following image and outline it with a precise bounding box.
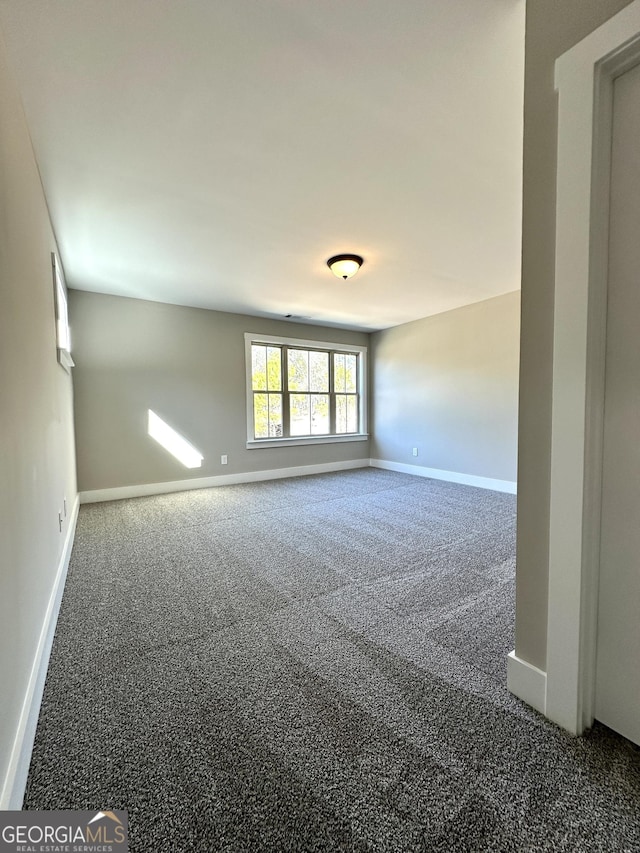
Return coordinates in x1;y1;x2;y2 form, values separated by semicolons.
1;1;639;851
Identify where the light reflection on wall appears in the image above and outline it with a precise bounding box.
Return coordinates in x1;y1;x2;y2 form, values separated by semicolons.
147;410;203;468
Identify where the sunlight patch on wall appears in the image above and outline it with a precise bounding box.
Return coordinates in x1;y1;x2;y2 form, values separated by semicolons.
147;410;203;468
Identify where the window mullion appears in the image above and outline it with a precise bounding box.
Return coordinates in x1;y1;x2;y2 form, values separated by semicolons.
282;346;291;438
329;351;336;434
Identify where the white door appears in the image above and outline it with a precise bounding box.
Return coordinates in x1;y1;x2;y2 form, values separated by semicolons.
594;60;640;746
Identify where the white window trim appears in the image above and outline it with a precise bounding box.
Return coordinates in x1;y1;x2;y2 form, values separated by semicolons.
244;332;368;448
52;253;74;374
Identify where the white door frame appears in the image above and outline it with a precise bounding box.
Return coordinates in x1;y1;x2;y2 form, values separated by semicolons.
547;0;640;735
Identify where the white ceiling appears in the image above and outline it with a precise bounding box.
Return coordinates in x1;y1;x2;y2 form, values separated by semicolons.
0;0;524;331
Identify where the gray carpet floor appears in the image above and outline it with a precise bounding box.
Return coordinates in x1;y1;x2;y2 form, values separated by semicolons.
24;469;640;852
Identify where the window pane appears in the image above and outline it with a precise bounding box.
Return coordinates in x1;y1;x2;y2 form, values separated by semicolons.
334;353;346;393
254;393;282;438
288;349;309;391
254;393;268;438
311;394;329;434
266;346;282;391
336;394;347;433
290;393;311;435
347;395;358;432
345;354;357;394
252;345;267;391
309;351;329;392
268;393;283;437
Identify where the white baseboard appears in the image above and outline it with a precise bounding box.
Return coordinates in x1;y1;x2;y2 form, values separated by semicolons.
80;458;516;504
80;458;370;503
507;650;547;716
369;459;517;494
0;495;79;810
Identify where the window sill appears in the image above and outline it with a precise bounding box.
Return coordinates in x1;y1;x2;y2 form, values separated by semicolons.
57;348;74;374
247;434;369;450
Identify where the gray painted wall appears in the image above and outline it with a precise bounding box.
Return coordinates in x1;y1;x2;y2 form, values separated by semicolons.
0;34;77;802
371;292;520;483
70;291;370;491
516;0;635;670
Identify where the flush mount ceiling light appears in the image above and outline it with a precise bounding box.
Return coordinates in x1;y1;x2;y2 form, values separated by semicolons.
327;253;363;280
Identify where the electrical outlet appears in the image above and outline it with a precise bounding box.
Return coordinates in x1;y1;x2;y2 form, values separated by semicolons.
412;447;418;457
221;454;228;465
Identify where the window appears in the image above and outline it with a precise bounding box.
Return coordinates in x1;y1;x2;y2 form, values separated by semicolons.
245;333;367;447
52;253;74;373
